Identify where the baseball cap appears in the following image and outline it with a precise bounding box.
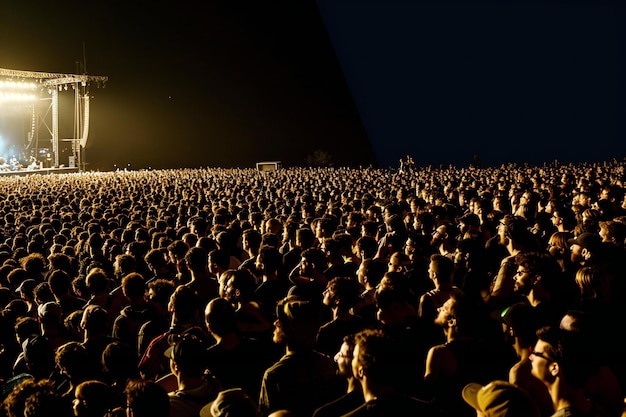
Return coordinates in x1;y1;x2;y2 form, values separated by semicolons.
199;388;258;417
163;334;207;376
37;301;63;322
275;297;320;346
462;380;540;417
15;279;37;295
497;302;540;347
567;232;601;251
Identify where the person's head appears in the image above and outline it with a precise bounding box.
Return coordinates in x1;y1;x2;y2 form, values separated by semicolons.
55;341;90;381
16;279;38;303
546;231;570;260
144;248;168;271
498;302;541;349
168;284;199;325
598;220;626;245
147;279;176;313
47;269;73;297
351;328;406;390
428;254;454;284
121;272;146;303
512;252;561;299
124;379;170;417
387;251;411;273
462;380;540;417
21;380;69;417
255;245;282;276
242;228;262;252
574;265;610;303
355;235;378;260
80;305;108;335
164;334;207;378
205;297;237;338
295;227;315;250
376;271;410;294
224;269;257;304
102;341;138;383
184;246;209;273
47;253;73;275
530;325;595;390
37;301;63;327
334;334;356;380
356;258;386;289
298;248;327;276
374;287;416;327
208;249;229;274
112;254;136;279
73;380;114;417
85;268;109;295
434;292;480;337
567;232;602;264
273;297;321;348
20;253;47;279
322;277;360;311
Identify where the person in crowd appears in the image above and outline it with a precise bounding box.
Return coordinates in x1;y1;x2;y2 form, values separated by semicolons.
424;292;513;416
72;380;115;417
112;273;152;357
498;302;554;417
138;285;206;381
163;334;220;417
530;326;601;417
259;297;344;417
123;379;170;417
204;297;274;399
3;160;626;417
342;328;436;416
183;246;219;308
137;279;175;358
316;277;365;357
418;254;463;347
312;334;364;417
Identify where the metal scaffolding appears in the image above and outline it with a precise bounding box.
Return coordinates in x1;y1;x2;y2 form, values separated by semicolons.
0;67;107;170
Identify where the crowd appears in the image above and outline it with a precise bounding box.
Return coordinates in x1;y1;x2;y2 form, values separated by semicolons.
0;159;625;417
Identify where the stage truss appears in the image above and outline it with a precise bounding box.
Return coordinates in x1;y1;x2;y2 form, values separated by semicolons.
0;67;107;170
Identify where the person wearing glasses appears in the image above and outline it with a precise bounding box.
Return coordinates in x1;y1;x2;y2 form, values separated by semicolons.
530;326;601;417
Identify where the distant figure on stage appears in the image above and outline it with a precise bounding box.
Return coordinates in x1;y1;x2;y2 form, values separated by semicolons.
28;156;39;170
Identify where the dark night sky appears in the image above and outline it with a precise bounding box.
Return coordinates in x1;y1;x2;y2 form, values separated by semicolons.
0;0;624;170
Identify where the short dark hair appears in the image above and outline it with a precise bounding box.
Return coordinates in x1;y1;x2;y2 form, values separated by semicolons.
353;329;406;387
125;379;170;417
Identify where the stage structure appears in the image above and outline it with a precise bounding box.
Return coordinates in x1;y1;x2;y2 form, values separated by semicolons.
0;67;107;171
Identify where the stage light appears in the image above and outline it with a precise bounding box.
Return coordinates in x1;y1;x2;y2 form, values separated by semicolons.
0;92;36;102
0;80;36;91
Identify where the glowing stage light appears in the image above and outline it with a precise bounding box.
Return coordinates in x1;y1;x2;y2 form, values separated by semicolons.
0;80;37;90
0;92;36;102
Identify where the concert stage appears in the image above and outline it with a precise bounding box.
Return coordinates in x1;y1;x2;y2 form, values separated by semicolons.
0;167;80;177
